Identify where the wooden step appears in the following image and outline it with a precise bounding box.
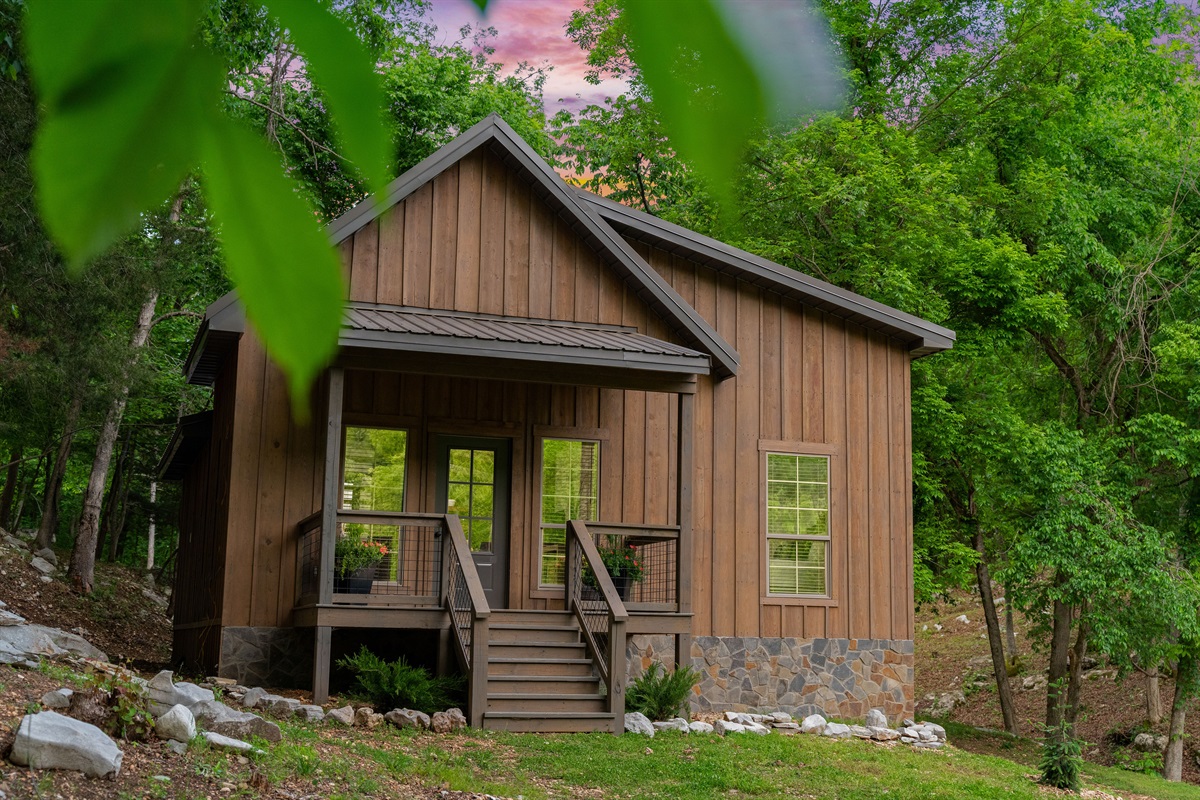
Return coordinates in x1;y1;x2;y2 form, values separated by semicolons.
488;624;581;644
487;657;596;677
486;694;607;713
482;711;616;733
486;675;603;694
488;641;587;660
487;610;574;626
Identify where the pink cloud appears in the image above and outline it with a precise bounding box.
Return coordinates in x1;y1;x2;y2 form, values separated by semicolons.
426;0;629;114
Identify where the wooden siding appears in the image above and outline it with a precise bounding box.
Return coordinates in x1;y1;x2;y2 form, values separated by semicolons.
209;150;915;644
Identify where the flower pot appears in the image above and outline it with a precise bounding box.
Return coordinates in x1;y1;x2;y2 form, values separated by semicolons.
612;574;631;602
334;565;376;594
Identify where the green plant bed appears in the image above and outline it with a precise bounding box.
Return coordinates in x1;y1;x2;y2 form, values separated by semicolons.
335;646;463;714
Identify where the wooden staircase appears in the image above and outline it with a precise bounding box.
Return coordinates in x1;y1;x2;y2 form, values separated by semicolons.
480;610;617;732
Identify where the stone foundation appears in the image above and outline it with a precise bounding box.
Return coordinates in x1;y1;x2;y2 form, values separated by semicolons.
627;635;914;722
219;627;312;689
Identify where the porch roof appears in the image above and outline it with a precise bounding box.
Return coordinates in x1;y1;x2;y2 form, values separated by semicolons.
338;303;710;386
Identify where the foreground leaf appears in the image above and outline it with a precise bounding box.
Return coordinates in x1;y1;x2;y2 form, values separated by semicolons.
199;116;345;414
25;0;221;267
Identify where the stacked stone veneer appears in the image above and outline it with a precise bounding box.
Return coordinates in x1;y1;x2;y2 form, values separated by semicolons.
627;635;914;722
219;627;313;689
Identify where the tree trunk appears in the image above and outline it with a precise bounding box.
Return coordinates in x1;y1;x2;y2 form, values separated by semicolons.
68;291;158;594
1148;668;1163;725
0;446;22;531
11;451;40;534
1046;592;1073;734
146;480;157;571
98;431;132;562
975;528;1018;734
1005;600;1018;661
107;461;132;564
37;393;83;550
1065;613;1089;726
1164;652;1198;781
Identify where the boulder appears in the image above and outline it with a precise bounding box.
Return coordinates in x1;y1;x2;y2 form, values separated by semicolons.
1020;675;1047;692
155;705;196;743
430;708;466;733
202;731;259;754
822;722;851;738
34;548;57;565
865;708;888;728
296;704;325;723
624;711;655;736
1133;732;1168;753
262;695;301;719
191;699;282;743
769;711;793;723
652;717;690;733
146;671;214;716
714;720;746;735
30;556;55;575
385;708;430;731
240;687;267;709
745;721;771;736
0;609;25;626
0;623;107;664
9;711;123;778
800;714;827;735
166;740;188;756
688;720;714;734
923;722;947;742
923;690;965;718
870;727;900;741
849;725;874;739
913;740;945;750
327;705;356;726
356;707;385;729
40;688;73;709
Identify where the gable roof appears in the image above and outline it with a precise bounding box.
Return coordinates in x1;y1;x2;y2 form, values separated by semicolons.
576;190;956;357
328;113;741;378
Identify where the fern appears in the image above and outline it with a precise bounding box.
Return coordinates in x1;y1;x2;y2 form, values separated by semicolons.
626;663;699;721
336;647;463;714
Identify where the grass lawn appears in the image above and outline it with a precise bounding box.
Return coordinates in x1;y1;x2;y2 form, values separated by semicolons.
242;721;1200;800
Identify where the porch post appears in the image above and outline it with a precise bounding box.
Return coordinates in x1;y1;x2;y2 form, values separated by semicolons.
312;368;343;704
675;391;694;670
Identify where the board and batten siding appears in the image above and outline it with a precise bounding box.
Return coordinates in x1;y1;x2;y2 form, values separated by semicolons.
211;147;914;646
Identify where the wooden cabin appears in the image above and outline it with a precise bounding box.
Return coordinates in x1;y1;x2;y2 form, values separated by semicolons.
160;115;954;732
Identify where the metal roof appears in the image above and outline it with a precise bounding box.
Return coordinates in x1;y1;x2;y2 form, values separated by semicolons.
341;304;711;375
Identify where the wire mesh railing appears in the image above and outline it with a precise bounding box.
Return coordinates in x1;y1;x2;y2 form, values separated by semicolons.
333;515;443;603
445;539;474;665
587;523;680;612
297;514;322;601
566;520;628;696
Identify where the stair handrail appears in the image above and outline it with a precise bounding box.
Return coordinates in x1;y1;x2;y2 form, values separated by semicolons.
441;513;490;727
566;519;628;731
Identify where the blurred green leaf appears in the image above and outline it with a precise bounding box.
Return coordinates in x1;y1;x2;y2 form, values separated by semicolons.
25;0;221;267
199;116;345;415
263;0;391;193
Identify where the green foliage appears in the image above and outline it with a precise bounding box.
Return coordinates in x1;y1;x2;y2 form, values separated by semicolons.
335;646;462;714
334;532;388;578
1039;720;1084;791
1113;747;1163;776
625;662;699;721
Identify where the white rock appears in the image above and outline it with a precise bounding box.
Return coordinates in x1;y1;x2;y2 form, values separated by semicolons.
919;729;935;741
240;687;267;708
870;726;900;741
849;725;874;739
155;704;196;743
822;722;851;738
933;623;943;632
167;739;188;755
0;623;107;663
956;615;969;624
38;575;51;584
924;722;947;741
296;704;325;722
327;705;356;726
769;711;793;723
624;711;655;736
33;548;56;565
688;720;714;734
913;740;945;749
40;688;73;709
191;699;282;742
800;714;827;735
714;719;746;735
262;695;301;718
745;721;771;735
0;609;25;626
202;731;260;754
9;711;123;778
653;718;690;733
30;556;55;575
865;708;888;728
146;670;215;716
384;708;429;730
900;735;917;744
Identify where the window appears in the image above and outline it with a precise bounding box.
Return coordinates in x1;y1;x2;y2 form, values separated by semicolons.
539;438;600;587
766;453;829;596
342;427;408;578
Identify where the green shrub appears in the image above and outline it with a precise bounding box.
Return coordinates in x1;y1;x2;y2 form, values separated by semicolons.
625;663;699;721
336;647;462;714
1113;746;1164;775
1039;719;1083;791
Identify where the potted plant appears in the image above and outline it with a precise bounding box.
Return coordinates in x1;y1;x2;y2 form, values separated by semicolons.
334;533;388;594
586;538;644;601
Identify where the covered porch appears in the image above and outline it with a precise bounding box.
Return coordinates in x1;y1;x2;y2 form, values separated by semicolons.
292;304;706;732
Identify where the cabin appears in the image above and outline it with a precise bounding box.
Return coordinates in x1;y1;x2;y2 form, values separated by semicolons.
159;114;954;733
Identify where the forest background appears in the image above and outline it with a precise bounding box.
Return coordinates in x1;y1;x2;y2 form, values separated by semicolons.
4;0;1200;783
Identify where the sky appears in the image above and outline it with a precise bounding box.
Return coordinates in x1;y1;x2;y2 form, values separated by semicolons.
424;0;629;115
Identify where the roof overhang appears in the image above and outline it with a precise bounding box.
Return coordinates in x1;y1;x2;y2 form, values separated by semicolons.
157;411;213;481
184;292;245;387
577;190;956;357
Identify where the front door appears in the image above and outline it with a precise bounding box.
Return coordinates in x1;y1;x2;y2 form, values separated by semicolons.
435;436;511;609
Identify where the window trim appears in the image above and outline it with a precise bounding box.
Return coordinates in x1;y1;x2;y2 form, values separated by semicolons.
534;434;602;591
338;424;411;585
759;440;839;603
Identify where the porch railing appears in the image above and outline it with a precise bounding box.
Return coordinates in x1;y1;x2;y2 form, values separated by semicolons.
566;520;628;732
442;514;490;727
587;523;680;612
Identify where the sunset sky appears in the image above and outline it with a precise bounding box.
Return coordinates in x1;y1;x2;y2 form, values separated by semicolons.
424;0;629;115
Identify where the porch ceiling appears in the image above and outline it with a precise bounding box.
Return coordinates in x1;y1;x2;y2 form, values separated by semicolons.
338;303;709;393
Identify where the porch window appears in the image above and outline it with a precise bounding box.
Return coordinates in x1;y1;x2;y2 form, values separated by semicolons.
539;438;600;587
766;453;829;596
342;427;408;579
